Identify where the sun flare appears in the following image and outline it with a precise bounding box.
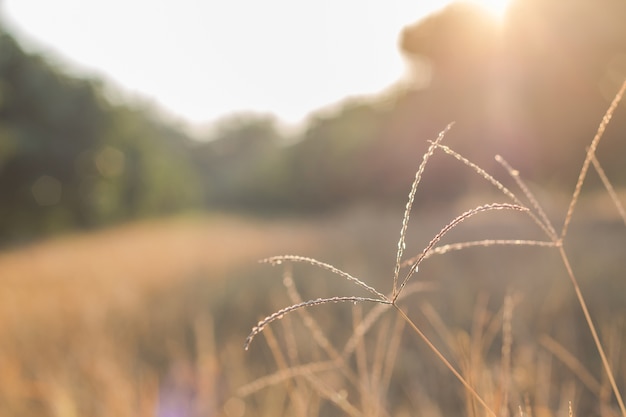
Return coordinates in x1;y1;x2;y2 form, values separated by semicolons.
469;0;512;21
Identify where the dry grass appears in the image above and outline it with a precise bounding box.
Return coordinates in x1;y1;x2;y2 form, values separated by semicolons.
0;214;324;417
243;79;626;417
1;84;625;416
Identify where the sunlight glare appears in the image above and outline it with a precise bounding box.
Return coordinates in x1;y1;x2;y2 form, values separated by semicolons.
470;0;512;21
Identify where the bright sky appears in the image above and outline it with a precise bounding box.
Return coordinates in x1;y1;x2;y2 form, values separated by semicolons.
2;0;510;129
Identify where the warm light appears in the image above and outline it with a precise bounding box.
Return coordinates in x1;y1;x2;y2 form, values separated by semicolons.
470;0;512;21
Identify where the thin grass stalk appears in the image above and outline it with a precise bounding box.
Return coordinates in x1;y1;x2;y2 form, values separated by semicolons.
342;281;435;358
454;332;478;417
239;265;366;402
600;320;623;417
590;153;626;225
282;315;300;368
500;293;514;417
282;266;341;360
470;294;488;350
401;239;556;267
393;123;454;297
556;79;626;417
393;305;498;417
419;302;479;416
395;203;529;301
558;247;626;416
245;296;391;351
433;143;517;201
352;304;371;413
262;255;388;301
482;302;507;360
306;374;363;417
379;313;406;410
237;361;338;397
434;143;554;238
261;324;308;416
471;293;490;414
282;267;363;390
281;314;312;416
535;350;553;412
539;335;601;396
343;302;391;359
561;78;626;240
365;324;387;417
254;335;290;413
495;155;558;240
419;302;459;360
370;315;390;399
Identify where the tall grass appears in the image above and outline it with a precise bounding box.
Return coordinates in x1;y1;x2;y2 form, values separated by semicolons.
243;79;626;417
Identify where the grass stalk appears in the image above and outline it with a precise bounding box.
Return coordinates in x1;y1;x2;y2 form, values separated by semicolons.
392;304;498;417
557;245;626;416
246;80;626;415
561;79;626;241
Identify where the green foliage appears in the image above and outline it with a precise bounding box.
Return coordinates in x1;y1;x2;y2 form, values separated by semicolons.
0;29;202;244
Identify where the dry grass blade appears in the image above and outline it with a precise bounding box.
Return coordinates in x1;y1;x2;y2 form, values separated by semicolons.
495;155;558;240
282;266;340;360
590;153;626;226
260;323;308;415
561;78;626;240
305;373;363;417
282;265;368;392
237;360;338;397
352;305;371;413
401;239;556;267
245;296;391;350
379;313;406;405
395;203;529;300
539;335;602;396
262;255;388;301
434;143;554;238
500;293;514;417
434;143;517;201
394;305;498;417
558;246;626;416
393;122;454;298
419;302;459;358
342;281;435;357
553;80;626;417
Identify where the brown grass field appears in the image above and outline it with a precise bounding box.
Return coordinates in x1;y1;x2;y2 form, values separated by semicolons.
0;213;328;416
0;189;624;417
2;83;626;417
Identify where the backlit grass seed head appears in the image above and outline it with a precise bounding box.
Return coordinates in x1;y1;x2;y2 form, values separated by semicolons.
244;296;391;350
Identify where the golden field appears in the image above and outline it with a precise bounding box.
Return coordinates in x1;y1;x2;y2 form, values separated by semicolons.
0;187;625;417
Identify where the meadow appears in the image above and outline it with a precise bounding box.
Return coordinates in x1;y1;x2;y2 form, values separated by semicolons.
2;88;626;417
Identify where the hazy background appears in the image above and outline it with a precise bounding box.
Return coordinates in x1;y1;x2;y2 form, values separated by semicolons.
1;0;626;416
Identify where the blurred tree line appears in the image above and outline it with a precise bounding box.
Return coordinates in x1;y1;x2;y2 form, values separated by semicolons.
0;27;202;243
1;0;626;244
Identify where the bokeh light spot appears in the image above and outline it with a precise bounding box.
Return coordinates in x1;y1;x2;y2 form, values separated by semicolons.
95;146;125;178
31;175;62;206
